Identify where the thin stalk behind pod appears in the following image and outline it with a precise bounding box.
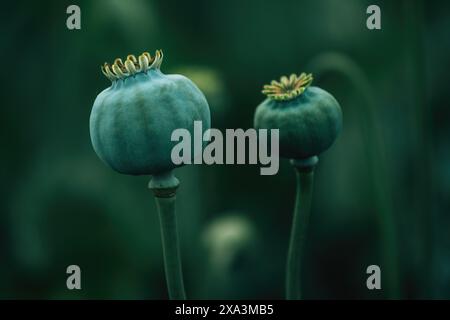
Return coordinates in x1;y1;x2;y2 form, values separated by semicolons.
254;74;342;299
306;52;400;299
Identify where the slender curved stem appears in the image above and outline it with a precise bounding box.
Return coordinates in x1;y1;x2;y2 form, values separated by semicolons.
307;54;400;299
286;156;318;300
149;171;186;300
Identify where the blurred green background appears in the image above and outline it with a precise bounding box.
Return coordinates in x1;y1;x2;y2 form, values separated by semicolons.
1;0;449;299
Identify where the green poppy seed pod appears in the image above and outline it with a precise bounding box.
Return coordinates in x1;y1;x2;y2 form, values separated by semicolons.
90;50;211;175
254;73;342;159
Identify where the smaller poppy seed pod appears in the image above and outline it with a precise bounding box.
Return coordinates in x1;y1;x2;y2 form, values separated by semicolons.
90;50;211;175
254;73;343;299
254;73;342;159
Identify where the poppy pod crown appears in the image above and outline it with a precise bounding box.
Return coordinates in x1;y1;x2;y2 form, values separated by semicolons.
262;73;313;101
101;50;164;82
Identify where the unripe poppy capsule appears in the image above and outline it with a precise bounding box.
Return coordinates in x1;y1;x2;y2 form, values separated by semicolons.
254;73;342;159
90;50;211;175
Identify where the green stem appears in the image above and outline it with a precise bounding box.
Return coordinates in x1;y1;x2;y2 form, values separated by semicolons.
149;171;186;300
286;156;318;300
307;54;401;299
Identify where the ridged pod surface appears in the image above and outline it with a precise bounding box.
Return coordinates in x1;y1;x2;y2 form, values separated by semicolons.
254;73;342;159
90;50;211;175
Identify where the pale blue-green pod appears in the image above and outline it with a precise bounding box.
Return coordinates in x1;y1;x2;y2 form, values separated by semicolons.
90;50;211;175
